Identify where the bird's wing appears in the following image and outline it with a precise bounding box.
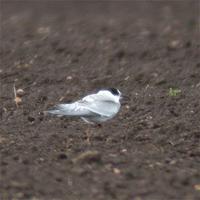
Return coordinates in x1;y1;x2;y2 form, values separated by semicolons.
81;100;120;117
82;92;112;102
46;102;98;117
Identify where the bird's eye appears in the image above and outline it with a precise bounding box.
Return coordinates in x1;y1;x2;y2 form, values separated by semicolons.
108;88;120;96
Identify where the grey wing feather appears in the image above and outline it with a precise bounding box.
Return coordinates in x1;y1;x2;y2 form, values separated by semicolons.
46;102;97;117
82;101;120;117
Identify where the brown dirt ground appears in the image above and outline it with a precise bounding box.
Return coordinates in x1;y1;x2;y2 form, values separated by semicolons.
0;1;200;200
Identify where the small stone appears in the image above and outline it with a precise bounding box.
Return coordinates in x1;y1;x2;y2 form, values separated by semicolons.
125;105;130;109
194;184;200;191
113;168;121;174
66;76;73;80
16;89;25;97
121;149;127;153
167;40;181;50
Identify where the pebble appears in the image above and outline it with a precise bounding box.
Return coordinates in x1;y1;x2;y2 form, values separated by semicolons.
66;76;73;80
16;88;25;97
194;184;200;191
113;168;121;174
168;40;181;50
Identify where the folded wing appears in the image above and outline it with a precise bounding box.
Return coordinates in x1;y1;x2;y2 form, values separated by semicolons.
46;102;96;117
46;99;120;117
81;100;120;117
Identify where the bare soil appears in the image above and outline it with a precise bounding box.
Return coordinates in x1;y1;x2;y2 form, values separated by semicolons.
0;1;200;200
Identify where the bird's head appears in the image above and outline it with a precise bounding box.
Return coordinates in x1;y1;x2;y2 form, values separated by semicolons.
107;88;129;102
97;88;122;103
108;88;121;97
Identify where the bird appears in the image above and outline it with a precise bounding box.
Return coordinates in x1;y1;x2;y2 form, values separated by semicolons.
45;88;122;124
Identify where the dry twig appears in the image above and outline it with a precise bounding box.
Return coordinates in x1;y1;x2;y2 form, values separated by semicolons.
13;83;22;107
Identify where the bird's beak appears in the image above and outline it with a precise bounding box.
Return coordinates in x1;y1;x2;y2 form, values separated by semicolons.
121;95;130;101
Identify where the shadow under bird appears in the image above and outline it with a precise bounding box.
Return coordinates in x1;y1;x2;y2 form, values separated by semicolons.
45;88;123;124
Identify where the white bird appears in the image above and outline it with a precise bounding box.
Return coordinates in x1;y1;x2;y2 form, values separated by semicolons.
46;88;122;124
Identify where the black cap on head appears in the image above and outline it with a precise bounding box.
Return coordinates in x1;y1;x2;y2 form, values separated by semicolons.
108;88;120;96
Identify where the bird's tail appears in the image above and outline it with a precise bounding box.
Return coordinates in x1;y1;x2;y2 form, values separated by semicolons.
45;109;65;116
44;104;71;117
44;103;89;117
